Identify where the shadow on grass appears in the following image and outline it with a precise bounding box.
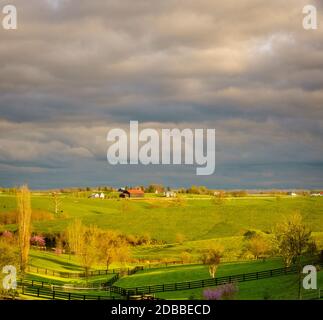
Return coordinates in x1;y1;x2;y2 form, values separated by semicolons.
29;254;84;272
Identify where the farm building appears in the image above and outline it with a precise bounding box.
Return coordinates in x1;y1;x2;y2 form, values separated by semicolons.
89;192;105;199
310;192;323;197
164;191;176;198
119;189;144;198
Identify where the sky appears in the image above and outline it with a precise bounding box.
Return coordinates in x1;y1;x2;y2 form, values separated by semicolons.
0;0;322;189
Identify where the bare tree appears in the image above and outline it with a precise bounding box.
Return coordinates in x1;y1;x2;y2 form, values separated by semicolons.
51;192;62;216
17;185;32;276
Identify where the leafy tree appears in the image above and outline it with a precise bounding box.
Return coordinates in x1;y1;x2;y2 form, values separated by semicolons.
246;235;271;260
200;247;222;278
180;251;192;264
97;230;129;269
175;233;186;245
0;239;18;269
17;185;32;275
274;213;316;299
79;225;100;279
0;239;19;299
30;235;46;248
66;219;85;255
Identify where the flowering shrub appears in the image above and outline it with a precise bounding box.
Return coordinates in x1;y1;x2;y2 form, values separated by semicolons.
30;235;46;247
203;283;238;300
2;230;13;239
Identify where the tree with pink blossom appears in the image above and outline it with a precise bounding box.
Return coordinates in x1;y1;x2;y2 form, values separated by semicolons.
30;235;46;248
2;230;14;239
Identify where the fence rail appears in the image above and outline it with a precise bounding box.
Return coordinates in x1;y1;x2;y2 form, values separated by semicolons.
21;285;115;300
26;265;140;278
24;258;323;299
112;261;323;296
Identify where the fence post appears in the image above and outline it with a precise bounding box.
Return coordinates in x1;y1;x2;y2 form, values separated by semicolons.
53;291;55;300
69;292;71;300
37;288;40;297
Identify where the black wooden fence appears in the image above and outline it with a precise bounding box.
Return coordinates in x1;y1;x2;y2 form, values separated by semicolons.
21;285;115;300
26;265;141;278
23;258;323;299
111;261;323;296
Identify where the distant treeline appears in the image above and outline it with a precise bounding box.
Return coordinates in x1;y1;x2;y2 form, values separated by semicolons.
0;185;321;196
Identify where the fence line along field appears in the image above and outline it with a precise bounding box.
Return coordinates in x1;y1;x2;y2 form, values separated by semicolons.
0;190;322;300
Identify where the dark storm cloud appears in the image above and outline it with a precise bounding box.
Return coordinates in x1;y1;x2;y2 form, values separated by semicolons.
0;0;322;188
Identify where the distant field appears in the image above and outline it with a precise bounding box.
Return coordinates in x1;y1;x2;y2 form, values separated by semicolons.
1;194;322;245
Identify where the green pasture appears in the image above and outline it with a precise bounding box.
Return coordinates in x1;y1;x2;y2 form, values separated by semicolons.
1;194;322;245
115;258;284;288
153;271;323;300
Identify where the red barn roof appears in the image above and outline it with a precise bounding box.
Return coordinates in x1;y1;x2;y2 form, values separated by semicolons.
127;189;144;194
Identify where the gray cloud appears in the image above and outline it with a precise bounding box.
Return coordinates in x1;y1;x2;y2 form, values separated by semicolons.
0;0;322;188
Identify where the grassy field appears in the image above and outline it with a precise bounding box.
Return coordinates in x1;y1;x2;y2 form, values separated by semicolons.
19;250;322;300
1;193;323;261
1;194;323;243
1;193;322;300
115;259;284;287
154;272;323;300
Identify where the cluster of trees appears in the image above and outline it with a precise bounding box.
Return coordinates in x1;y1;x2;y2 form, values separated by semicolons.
0;185;133;284
145;184;167;193
54;186;114;193
0;209;54;225
200;214;318;300
241;214;318;266
65;220;130;277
